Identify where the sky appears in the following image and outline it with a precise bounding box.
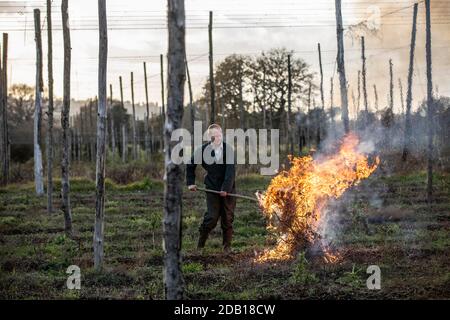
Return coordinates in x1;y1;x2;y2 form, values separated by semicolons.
1;0;449;118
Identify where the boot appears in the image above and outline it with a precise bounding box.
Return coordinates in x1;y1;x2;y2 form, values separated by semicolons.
222;229;233;254
197;231;209;250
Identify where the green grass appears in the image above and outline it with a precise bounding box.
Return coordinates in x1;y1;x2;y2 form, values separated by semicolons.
0;172;449;299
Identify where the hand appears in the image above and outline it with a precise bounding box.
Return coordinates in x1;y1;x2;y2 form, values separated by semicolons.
219;191;227;197
188;185;197;191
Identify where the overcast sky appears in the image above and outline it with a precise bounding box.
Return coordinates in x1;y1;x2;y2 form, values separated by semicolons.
1;0;449;116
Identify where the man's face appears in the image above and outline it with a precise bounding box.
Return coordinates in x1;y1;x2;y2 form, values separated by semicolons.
209;128;222;146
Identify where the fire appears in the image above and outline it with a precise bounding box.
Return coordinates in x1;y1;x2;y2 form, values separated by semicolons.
256;133;379;263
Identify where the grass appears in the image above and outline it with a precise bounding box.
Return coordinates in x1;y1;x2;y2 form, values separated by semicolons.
0;172;449;299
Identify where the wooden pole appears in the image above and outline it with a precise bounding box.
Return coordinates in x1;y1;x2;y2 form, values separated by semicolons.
160;53;166;126
287;54;293;155
389;59;394;113
80;107;84;160
357;70;361;120
61;0;72;234
425;0;433;205
330;76;336;137
119;76;125;158
94;0;108;270
0;34;9;185
184;56;195;134
46;0;54;212
33;10;44;196
109;84;116;157
164;0;186;300
131;71;137;160
398;78;405;116
361;37;368;115
208;11;215;124
402;3;418;162
373;84;379;112
317;44;324;148
262;66;266;128
143;62;151;158
122;123;127;162
335;0;350;133
307;81;311;148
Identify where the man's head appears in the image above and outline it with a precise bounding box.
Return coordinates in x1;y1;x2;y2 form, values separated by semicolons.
207;124;223;147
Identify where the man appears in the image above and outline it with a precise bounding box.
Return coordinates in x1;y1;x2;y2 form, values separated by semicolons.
186;124;236;253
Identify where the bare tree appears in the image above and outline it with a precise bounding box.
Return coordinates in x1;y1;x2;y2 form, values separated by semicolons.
94;0;108;270
46;0;54;213
33;10;44;196
335;0;350;133
402;3;418;162
61;0;72;234
164;0;186;300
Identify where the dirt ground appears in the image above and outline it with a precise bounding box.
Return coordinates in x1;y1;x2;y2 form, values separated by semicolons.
0;172;449;299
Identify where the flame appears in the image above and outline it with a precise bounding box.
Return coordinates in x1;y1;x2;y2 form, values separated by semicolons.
256;133;379;263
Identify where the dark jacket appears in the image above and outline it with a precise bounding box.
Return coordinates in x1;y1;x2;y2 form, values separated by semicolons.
186;142;235;193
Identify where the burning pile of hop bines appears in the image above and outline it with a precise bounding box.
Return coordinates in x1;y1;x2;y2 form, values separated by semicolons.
255;133;380;263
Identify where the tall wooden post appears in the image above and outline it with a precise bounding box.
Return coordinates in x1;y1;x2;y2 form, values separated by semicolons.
109;84;116;157
131;72;137;160
307;81;311;148
357;70;361;119
185;55;195;133
122;124;127;162
330;77;336;137
335;0;350;133
119;76;125;158
402;3;418;162
361;37;368;114
0;34;9;185
89;99;95;161
389;59;394;112
160;53;166;125
287;54;293;155
164;0;186;300
94;0;108;270
61;0;72;234
143;62;151;158
262;67;266;128
79;107;84;160
208;11;215;124
373;84;379;112
46;0;54;212
317;44;324;148
425;0;433;205
33;10;44;196
398;78;405;116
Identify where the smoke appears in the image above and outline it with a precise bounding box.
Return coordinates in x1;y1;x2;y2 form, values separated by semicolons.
343;0;450;114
